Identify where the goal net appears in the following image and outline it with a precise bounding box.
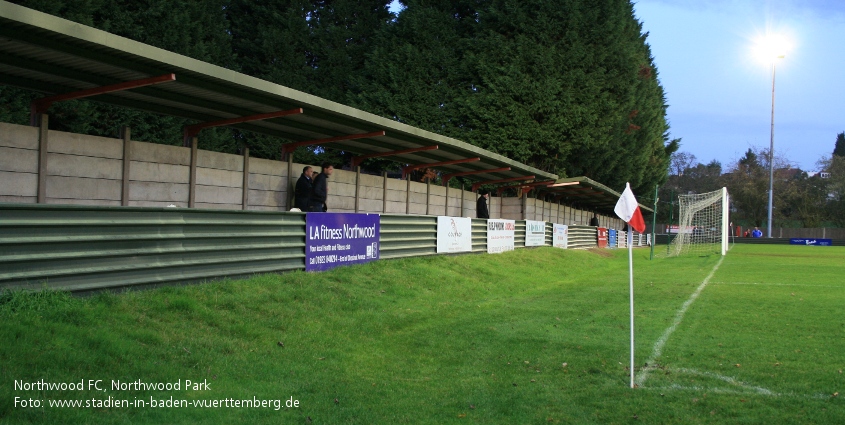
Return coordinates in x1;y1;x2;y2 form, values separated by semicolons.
665;188;729;257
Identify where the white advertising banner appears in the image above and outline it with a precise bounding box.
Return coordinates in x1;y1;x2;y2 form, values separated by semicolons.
525;220;546;247
487;219;515;254
553;224;569;249
436;216;473;253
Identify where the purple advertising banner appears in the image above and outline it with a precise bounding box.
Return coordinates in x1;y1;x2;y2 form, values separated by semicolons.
306;213;380;272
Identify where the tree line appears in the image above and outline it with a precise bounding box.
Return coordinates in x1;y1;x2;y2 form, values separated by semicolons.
656;132;845;229
0;0;677;194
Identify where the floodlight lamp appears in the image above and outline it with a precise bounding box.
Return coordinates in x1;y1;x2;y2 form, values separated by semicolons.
753;34;790;63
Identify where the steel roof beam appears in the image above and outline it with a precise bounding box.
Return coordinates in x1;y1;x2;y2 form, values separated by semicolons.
472;176;535;192
441;167;511;186
30;73;176;125
495;180;556;195
182;108;304;146
350;145;438;169
280;131;386;158
401;157;480;179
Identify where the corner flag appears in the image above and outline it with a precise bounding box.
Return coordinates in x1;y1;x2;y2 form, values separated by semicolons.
615;182;644;389
614;183;646;233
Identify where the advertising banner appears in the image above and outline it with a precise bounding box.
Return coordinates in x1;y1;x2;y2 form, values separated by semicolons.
487;219;515;254
789;238;832;246
525;220;546;247
608;229;617;248
553;224;569;249
666;225;693;234
597;227;608;248
436;216;473;253
306;213;380;272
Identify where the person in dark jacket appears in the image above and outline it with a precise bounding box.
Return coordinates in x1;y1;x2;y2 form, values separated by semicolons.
310;163;334;212
294;166;313;211
476;190;489;219
589;213;599;227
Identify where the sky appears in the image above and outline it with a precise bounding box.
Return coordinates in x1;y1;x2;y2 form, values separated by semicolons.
633;0;845;172
387;1;844;172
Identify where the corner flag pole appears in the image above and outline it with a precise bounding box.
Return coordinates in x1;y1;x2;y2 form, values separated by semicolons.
614;182;645;389
628;228;635;388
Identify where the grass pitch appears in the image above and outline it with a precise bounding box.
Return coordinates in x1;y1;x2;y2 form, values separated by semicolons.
1;244;843;424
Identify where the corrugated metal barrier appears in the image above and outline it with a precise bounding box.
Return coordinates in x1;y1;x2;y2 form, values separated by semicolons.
378;214;437;259
0;204;305;292
1;205;606;292
567;225;598;249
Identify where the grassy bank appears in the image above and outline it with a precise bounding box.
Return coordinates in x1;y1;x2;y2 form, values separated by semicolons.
2;245;843;424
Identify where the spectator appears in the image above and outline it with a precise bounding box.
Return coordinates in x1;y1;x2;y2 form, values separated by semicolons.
294;166;313;211
476;190;490;219
751;227;763;238
589;213;599;227
310;163;334;212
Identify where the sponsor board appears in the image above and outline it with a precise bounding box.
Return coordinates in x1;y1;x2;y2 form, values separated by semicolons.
525;220;546;247
597;227;608;248
789;238;832;246
306;213;380;271
487;219;515;254
608;229;617;248
553;224;569;249
436;216;473;253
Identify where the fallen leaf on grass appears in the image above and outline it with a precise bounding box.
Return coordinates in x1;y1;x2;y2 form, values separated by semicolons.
735;364;741;368
458;413;466;418
562;362;568;368
834;392;839;397
277;341;284;347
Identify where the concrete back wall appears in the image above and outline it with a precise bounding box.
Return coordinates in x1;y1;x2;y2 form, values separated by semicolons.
1;121;612;225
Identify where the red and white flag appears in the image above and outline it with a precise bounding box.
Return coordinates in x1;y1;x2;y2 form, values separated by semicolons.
614;183;646;233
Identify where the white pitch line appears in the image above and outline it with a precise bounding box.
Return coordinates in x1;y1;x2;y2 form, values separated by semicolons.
635;256;724;387
643;384;830;400
674;367;774;395
712;281;840;288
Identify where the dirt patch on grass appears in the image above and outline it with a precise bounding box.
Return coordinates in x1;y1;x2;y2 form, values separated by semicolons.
587;248;614;258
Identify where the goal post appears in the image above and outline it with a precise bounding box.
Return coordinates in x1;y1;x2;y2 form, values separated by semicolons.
664;187;730;257
721;187;729;256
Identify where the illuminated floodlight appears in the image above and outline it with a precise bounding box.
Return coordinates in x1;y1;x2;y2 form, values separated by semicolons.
753;33;789;63
751;31;790;238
